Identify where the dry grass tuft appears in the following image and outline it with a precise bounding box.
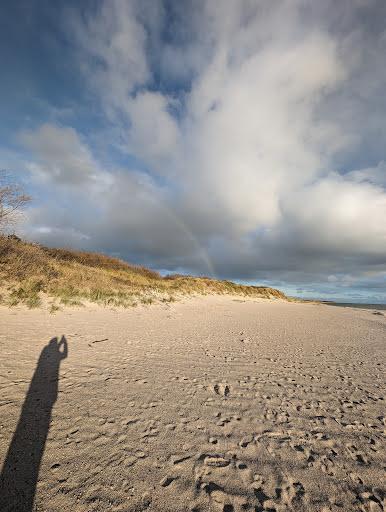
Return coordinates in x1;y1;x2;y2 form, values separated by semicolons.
0;236;287;309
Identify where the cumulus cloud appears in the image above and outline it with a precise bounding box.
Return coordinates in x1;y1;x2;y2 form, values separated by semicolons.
18;0;386;299
20;124;108;186
348;161;386;187
127;91;179;163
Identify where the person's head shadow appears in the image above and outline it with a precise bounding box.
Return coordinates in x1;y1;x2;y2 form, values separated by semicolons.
0;335;68;512
46;335;68;361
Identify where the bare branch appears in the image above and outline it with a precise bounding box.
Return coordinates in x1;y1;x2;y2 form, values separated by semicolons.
0;170;31;232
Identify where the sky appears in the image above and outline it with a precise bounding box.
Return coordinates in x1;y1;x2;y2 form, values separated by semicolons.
1;0;386;303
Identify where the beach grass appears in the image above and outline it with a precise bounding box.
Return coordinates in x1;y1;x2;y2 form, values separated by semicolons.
0;235;286;308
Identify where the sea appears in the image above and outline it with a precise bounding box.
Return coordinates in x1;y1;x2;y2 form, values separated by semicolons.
323;302;386;311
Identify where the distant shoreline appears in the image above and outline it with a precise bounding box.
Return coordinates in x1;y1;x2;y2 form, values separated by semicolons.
322;301;386;311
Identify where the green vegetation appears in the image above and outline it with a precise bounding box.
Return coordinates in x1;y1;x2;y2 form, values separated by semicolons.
0;235;287;309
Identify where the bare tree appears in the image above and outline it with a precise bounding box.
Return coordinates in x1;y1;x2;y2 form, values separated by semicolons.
0;170;31;232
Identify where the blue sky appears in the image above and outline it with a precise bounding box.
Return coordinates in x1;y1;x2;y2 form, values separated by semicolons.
1;0;386;303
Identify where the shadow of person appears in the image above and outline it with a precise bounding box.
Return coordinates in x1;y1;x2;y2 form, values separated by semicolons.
0;336;68;512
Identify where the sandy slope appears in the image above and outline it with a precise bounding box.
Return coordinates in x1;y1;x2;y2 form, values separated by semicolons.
0;297;385;512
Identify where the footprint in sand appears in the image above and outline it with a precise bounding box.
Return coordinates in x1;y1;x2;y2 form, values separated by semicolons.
239;434;254;448
126;455;137;467
346;444;370;465
160;475;177;487
279;477;306;507
193;452;258;511
213;383;230;397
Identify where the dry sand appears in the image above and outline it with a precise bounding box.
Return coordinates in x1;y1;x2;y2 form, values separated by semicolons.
0;296;385;512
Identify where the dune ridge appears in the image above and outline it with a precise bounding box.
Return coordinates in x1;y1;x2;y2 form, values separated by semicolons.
0;236;286;309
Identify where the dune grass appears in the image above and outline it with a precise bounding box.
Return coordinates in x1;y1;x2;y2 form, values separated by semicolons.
0;236;287;309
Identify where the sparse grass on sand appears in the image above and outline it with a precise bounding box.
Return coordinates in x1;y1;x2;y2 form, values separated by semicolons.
0;236;287;309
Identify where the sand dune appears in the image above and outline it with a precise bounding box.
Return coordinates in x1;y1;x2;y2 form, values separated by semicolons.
0;297;385;511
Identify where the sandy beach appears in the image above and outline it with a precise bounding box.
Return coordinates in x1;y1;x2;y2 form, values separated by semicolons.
0;297;385;512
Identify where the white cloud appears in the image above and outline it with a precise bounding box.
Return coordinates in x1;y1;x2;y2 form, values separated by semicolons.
69;0;149;111
348;161;386;187
127;91;179;163
17;0;386;297
279;174;386;256
20;123;108;186
69;0;178;165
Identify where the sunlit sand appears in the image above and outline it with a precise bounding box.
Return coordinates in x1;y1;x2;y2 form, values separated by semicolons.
1;297;385;511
